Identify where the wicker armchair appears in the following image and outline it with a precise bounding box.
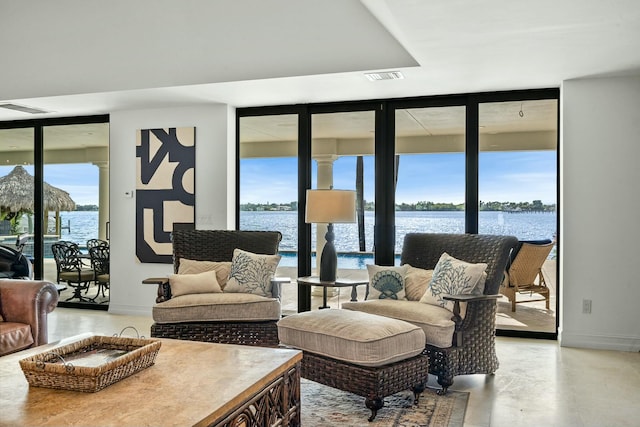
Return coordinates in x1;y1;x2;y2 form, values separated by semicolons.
399;233;518;393
401;233;518;394
147;229;284;347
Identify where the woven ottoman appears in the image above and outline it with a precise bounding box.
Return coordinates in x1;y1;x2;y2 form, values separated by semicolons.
277;309;428;421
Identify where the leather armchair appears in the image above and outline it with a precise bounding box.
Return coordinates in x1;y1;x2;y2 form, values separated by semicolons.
0;280;59;356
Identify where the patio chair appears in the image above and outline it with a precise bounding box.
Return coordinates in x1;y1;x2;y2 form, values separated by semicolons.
89;244;110;299
147;229;285;347
500;240;554;312
86;238;108;251
51;242;95;302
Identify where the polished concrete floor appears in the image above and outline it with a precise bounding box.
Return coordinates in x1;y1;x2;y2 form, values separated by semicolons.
47;307;639;427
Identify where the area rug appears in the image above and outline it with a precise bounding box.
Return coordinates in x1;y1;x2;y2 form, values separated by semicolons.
300;378;468;427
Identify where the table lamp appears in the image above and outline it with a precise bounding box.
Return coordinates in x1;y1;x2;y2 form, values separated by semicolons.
305;189;356;282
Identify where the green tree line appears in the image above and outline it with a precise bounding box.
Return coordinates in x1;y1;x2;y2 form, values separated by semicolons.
241;200;555;212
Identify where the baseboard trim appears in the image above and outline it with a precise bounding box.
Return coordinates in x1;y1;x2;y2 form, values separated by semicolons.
560;331;640;352
107;304;152;317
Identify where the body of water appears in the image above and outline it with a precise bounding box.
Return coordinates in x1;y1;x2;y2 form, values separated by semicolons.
51;211;100;246
241;210;556;267
3;211;100;257
8;210;555;266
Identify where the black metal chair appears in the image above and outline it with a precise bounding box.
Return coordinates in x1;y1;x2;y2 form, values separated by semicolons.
86;238;108;251
89;244;109;300
51;242;95;302
50;240;78;283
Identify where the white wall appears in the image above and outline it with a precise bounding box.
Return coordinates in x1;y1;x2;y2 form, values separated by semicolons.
561;75;640;351
104;77;640;352
108;104;235;316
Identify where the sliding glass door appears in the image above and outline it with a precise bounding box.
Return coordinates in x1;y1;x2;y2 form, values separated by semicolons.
478;99;558;333
393;105;466;259
0;117;109;296
0;128;35;269
238;113;299;314
309;110;375;307
237;89;559;338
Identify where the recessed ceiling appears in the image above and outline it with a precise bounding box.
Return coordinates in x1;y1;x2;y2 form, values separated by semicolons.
0;0;639;121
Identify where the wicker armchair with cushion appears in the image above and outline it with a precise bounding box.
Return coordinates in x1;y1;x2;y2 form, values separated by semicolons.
342;233;517;394
147;229;285;347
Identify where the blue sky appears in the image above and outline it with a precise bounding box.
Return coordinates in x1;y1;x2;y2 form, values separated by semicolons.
241;150;557;205
1;149;557;208
0;164;99;206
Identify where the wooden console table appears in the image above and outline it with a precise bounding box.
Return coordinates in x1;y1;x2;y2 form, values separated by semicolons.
0;334;302;427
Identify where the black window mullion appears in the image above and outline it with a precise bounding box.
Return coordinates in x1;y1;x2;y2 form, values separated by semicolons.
465;100;479;234
33;126;44;279
297;108;312;312
374;102;395;265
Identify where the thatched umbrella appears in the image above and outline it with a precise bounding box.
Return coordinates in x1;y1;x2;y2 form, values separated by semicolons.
0;165;76;234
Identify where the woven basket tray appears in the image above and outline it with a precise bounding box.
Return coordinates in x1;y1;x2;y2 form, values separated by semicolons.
19;335;162;392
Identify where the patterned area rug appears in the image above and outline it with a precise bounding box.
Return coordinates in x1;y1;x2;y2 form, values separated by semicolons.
301;378;468;427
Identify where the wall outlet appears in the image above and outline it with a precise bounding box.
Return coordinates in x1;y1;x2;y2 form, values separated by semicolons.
582;299;592;314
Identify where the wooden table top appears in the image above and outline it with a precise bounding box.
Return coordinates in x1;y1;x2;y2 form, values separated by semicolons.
0;333;302;427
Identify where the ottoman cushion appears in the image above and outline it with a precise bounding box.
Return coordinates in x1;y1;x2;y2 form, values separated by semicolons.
277;309;425;367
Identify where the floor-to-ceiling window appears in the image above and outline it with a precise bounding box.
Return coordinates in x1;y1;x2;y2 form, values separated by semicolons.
478;98;558;334
237;89;559;337
0;116;109;309
393;105;467;260
238;113;299;313
309;109;376;308
0;127;35;259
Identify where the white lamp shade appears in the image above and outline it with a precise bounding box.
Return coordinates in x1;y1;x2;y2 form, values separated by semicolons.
305;189;356;224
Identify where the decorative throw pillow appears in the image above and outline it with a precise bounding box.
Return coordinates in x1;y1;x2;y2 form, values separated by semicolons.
169;270;222;297
404;265;434;301
177;258;232;289
420;252;488;312
224;249;281;297
366;264;409;301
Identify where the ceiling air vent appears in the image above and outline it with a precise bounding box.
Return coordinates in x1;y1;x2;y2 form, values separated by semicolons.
0;103;50;114
364;71;404;81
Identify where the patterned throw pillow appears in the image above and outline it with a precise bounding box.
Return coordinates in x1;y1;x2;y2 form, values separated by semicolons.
366;264;409;300
224;249;281;297
177;258;232;289
420;252;487;312
169;270;222;297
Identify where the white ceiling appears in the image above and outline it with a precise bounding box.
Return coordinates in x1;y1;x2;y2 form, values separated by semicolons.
1;0;639;122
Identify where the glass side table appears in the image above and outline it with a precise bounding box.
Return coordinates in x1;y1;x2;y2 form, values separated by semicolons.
297;276;369;309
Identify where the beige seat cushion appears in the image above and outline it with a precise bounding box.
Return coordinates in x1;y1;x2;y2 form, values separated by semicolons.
342;300;455;349
153;293;280;323
277;309;425;367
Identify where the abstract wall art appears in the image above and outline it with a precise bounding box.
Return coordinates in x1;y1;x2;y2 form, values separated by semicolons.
135;127;195;263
